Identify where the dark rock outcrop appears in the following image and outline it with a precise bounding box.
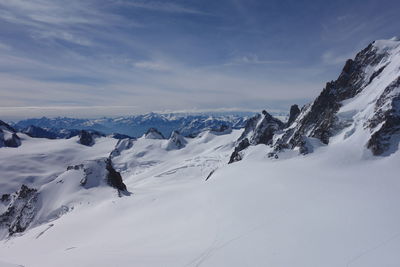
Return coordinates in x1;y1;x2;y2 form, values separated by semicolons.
249;111;284;145
67;159;127;192
78;130;95;146
229;110;283;163
286;104;300;127
105;158;127;191
0;120;21;148
3;133;21;148
238;111;283;145
366;77;400;155
77;130;104;146
1;194;10;202
229;138;250;164
0;185;38;236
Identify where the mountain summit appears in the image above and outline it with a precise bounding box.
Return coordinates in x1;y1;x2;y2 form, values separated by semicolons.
230;38;400;162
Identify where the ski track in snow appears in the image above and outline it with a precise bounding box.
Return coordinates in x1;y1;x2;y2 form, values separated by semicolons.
186;207;292;267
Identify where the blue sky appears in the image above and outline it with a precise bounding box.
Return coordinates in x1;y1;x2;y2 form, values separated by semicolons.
0;0;399;119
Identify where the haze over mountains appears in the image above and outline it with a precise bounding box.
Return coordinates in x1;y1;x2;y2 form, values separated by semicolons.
0;38;400;267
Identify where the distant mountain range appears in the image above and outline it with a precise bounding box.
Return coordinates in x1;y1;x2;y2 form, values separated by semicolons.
12;111;287;138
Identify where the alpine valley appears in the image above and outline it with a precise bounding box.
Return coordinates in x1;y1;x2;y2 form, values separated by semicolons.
1;39;400;267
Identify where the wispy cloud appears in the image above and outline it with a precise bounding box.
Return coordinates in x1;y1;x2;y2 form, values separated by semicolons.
225;54;289;66
119;1;210;15
321;51;355;65
134;61;172;71
0;0;136;46
31;30;93;46
0;0;110;26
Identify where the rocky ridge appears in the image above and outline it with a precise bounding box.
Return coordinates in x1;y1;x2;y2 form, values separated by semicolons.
230;38;400;162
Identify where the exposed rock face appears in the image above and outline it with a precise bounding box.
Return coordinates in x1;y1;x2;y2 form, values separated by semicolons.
0;185;38;236
286;104;300;127
278;56;370;151
105;158;127;191
366;77;400;155
0;120;21;148
0;158;129;237
68;158;127;192
110;138;134;157
2;133;21;148
229;39;400;161
166;131;187;150
272;39;400;155
78;130;95;146
77;130;104;146
144;128;165;139
250;111;284;145
237;110;283;146
229;111;283;163
1;194;10;202
228;138;250;164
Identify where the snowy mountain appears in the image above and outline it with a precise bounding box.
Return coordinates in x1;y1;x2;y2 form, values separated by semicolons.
21;125;82;140
0;39;400;267
13;112;255;138
0;120;21;148
230;38;400;162
144;127;165;139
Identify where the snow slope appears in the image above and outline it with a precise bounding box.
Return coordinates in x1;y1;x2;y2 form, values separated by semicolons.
0;134;117;195
0;128;399;267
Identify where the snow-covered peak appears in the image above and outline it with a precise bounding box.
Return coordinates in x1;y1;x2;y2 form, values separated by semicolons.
144;128;165;139
0;120;21;148
165;131;187;150
372;38;400;54
228;38;400;161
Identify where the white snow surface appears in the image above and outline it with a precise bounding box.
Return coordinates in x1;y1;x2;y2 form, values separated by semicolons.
0;126;399;267
0;134;117;195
